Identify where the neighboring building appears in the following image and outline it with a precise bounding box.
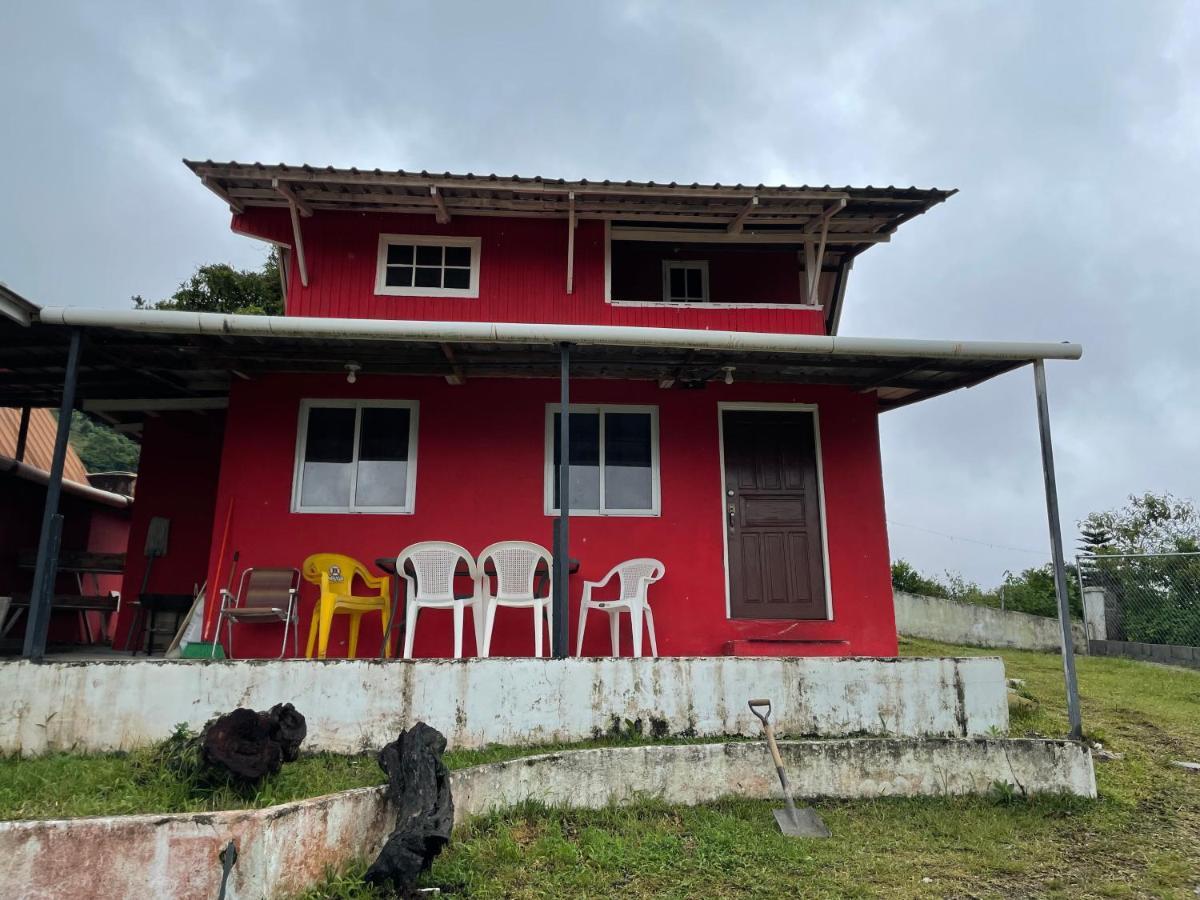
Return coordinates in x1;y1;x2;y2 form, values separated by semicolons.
0;166;1081;659
0;408;132;648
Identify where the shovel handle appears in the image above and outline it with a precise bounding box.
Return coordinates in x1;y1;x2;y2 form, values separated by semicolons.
748;698;772;726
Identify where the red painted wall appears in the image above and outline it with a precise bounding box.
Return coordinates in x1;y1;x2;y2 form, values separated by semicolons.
199;373;896;659
112;413;224;649
233;209;828;335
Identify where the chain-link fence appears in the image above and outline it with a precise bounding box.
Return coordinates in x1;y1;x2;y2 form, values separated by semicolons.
1076;552;1200;648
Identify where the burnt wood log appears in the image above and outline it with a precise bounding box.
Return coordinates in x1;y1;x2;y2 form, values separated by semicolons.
364;722;454;896
199;704;307;784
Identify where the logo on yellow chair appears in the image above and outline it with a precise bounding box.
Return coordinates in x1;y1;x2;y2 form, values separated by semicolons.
328;565;345;583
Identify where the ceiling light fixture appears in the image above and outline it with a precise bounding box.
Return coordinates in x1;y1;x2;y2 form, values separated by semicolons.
344;362;362;384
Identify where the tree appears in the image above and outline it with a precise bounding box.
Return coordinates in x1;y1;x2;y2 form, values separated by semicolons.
890;560;950;598
133;250;283;316
1077;492;1200;645
55;411;140;472
1079;492;1200;556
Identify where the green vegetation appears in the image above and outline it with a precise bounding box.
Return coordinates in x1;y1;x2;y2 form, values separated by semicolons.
59;410;140;473
891;558;1081;618
0;746;381;821
0;724;722;821
306;640;1200;899
132;250;283;316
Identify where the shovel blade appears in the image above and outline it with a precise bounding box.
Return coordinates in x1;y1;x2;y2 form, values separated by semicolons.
773;806;831;838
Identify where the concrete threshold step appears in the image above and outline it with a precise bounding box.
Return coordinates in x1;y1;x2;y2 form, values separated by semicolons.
723;638;850;657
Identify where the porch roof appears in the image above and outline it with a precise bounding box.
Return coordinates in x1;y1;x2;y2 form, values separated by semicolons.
1;306;1081;432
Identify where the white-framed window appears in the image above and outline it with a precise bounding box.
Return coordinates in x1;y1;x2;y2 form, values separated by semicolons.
292;400;419;514
374;234;481;298
544;404;660;516
661;260;708;302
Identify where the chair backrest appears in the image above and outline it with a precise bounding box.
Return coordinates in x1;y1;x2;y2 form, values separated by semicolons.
242;568;299;608
478;541;552;601
615;558;666;602
302;553;370;598
396;542;476;602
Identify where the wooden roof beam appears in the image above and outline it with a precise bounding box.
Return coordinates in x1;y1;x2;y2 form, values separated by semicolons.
201;176;245;214
726;196;759;234
430;185;451;224
566;191;576;294
272;179;312;217
803;198;847;233
439;343;465;385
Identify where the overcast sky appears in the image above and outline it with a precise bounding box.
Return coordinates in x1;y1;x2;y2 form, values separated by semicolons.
3;1;1197;586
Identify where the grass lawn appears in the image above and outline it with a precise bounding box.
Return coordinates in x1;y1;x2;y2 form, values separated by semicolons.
0;730;720;820
299;640;1200;899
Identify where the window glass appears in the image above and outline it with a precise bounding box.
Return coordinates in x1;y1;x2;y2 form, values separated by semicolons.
604;412;653;509
444;245;472;268
669;267;686;299
685;267;703;298
552;412;600;511
355;407;410;508
301;407;356;508
386;244;413;265
415;245;443;266
414;266;442;288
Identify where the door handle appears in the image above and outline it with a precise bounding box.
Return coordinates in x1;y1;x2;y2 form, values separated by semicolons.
728;503;736;530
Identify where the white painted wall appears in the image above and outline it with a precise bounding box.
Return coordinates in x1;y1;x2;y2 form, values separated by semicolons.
894;591;1086;652
0;655;1008;755
0;738;1096;900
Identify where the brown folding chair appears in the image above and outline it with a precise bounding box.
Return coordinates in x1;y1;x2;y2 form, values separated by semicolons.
214;567;301;658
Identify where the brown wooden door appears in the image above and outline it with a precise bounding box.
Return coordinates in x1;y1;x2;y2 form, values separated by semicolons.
722;410;827;620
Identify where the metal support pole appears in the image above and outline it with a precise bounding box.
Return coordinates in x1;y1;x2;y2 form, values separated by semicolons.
24;330;83;661
552;342;571;658
1033;360;1083;740
14;406;31;462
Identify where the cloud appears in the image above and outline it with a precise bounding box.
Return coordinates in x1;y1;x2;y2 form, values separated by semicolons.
1;0;1197;583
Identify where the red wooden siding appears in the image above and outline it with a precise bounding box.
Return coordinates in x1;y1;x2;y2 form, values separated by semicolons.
112;413;224;649
233;209;828;334
196;374;895;659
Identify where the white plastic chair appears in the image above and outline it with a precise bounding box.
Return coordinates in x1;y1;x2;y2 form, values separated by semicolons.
397;541;483;659
477;541;553;658
576;558;666;658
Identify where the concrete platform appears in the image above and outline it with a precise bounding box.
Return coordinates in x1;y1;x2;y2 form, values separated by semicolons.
0;654;1010;754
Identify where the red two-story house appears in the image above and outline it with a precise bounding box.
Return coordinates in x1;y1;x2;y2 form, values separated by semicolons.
2;162;1081;661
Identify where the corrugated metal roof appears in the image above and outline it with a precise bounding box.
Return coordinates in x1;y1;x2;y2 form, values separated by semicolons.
184;160;955;267
0;407;90;484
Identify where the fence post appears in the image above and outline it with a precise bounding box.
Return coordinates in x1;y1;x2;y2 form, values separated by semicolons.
1033;360;1083;741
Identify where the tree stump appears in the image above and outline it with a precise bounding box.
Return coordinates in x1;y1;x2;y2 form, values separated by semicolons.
199;703;307;784
364;722;454;897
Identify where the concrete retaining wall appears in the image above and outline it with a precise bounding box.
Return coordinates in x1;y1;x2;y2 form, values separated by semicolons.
894;590;1086;652
0;738;1096;900
0;655;1009;755
1089;639;1200;669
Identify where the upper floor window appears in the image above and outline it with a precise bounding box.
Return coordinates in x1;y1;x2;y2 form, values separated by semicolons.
663;260;708;302
374;234;481;298
292;400;418;513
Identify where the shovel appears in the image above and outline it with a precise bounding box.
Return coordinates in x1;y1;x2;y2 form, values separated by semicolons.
748;699;830;838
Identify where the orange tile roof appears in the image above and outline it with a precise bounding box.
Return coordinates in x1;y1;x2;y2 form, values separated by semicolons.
0;407;90;485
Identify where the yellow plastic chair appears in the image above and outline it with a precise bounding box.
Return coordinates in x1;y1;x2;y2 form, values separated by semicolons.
302;553;392;659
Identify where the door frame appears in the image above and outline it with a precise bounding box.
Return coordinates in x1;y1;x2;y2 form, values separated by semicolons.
716;402;834;621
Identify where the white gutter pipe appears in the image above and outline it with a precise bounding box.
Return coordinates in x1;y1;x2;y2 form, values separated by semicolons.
35;307;1082;363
